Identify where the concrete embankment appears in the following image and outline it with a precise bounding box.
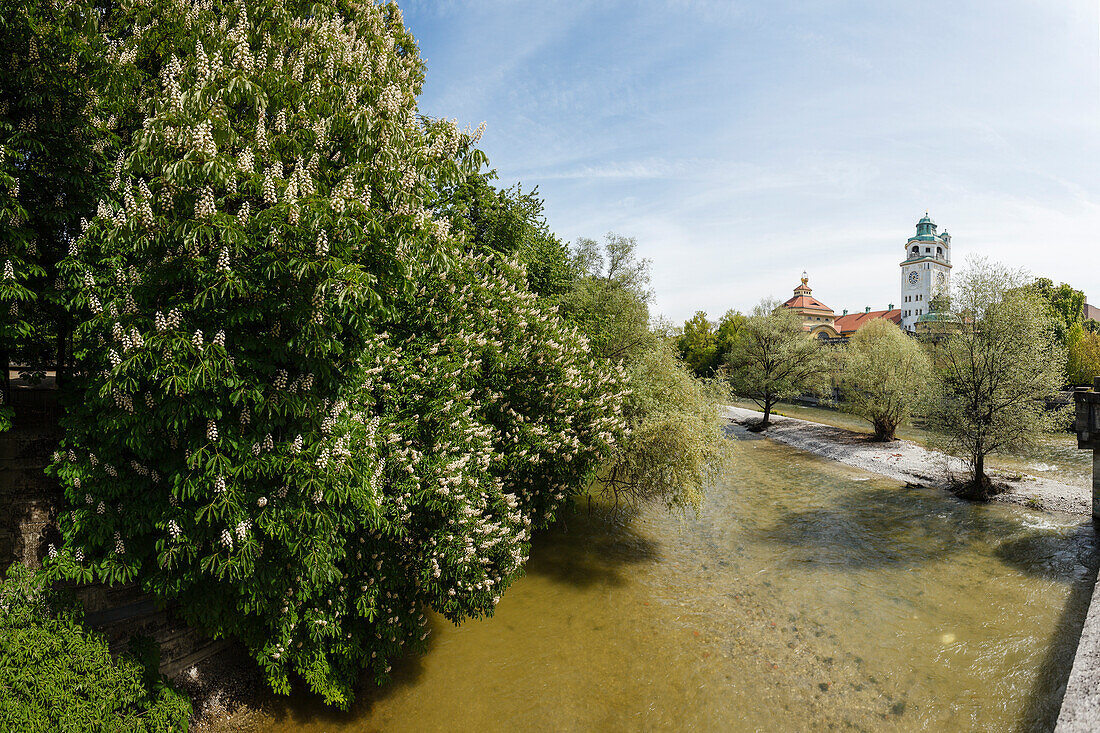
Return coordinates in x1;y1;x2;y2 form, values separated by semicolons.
1057;575;1100;732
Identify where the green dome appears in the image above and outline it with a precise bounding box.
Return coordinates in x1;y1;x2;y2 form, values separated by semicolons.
915;211;937;238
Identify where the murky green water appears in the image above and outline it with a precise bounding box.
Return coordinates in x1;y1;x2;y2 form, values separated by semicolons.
732;399;1092;489
236;430;1096;732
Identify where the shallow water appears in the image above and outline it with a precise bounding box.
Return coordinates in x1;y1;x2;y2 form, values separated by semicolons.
245;432;1097;732
734;399;1092;489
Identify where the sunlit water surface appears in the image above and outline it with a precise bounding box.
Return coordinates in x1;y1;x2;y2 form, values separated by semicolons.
237;431;1096;732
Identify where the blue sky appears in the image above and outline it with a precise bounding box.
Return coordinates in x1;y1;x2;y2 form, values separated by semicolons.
402;1;1100;322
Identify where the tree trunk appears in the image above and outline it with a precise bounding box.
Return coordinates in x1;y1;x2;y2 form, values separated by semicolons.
872;417;896;442
55;312;67;389
761;400;772;428
960;453;992;501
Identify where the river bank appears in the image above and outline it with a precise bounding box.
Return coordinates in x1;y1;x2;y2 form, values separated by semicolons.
725;405;1090;516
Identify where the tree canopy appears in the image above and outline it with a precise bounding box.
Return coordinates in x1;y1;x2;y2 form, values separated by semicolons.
1067;323;1100;387
726;299;830;427
438;170;574;300
677;309;745;377
1;0;114;407
524;233;730;513
927;258;1066;498
44;0;626;707
1027;277;1084;345
837;318;931;440
562;233;655;362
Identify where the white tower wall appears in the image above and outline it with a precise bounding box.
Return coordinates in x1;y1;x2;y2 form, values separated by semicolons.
899;214;952;331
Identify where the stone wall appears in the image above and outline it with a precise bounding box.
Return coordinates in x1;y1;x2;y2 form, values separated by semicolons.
0;382;226;675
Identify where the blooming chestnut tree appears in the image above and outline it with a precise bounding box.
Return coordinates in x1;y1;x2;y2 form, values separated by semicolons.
46;0;626;707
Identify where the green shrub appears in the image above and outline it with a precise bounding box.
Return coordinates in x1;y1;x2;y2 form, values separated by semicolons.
0;564;190;732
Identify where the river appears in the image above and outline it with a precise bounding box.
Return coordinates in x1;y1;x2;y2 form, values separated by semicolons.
222;425;1097;732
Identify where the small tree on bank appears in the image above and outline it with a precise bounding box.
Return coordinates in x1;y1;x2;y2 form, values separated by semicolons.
927;258;1066;499
837;319;931;441
726;299;830;428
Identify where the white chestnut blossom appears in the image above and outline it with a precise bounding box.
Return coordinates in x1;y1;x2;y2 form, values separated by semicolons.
195;186;216;219
237;147;254;173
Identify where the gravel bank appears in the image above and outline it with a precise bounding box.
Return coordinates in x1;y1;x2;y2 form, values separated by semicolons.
725;405;1090;516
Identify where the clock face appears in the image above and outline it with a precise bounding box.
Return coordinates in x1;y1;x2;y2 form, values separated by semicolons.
936;272;946;285
908;271;919;286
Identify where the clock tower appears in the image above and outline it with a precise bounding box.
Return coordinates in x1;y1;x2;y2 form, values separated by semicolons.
899;213;952;331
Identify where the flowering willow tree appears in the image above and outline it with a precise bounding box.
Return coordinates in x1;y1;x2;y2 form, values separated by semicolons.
46;0;626;706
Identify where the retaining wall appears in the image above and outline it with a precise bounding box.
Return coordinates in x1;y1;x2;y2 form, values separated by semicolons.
0;382;225;675
1056;381;1100;731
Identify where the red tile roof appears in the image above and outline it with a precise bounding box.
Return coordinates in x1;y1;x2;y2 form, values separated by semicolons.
782;294;834;313
834;309;902;335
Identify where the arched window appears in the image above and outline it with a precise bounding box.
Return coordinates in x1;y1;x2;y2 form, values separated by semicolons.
936;246;943;258
910;246;919;257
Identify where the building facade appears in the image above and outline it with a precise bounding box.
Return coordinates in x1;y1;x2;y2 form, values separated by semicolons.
899;213;952;331
782;274;840;338
779;214;949;339
781;274;902;340
1084;301;1100;324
